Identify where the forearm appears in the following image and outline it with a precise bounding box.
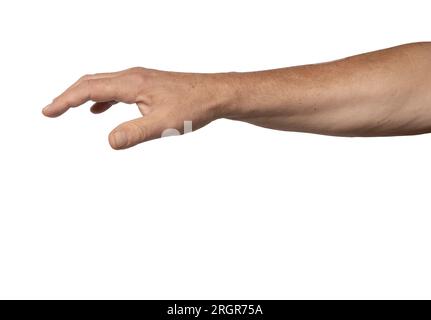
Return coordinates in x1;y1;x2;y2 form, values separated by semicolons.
220;42;431;136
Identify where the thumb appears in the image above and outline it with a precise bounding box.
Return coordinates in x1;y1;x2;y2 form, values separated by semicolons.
108;115;169;150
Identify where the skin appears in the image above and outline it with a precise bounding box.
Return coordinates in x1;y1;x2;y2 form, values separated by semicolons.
43;42;431;150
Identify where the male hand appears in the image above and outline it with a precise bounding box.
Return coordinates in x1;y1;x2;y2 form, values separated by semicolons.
43;68;231;149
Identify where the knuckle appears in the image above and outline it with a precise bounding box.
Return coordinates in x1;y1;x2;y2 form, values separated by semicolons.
131;74;146;89
127;67;146;81
129;122;147;142
79;79;93;100
79;74;94;81
127;67;145;74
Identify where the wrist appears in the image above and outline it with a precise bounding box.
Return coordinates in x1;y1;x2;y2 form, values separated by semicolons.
203;72;244;120
208;70;282;121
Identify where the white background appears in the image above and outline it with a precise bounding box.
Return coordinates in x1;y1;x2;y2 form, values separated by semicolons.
0;0;430;299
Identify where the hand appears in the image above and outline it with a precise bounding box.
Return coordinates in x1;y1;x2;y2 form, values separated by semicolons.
42;67;231;149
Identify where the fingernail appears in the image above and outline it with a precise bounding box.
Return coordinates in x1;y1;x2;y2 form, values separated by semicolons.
112;131;128;148
42;104;51;114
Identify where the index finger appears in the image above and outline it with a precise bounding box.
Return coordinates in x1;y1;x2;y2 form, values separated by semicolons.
42;74;139;117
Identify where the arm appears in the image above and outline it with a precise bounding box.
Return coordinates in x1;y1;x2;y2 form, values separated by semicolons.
43;42;431;149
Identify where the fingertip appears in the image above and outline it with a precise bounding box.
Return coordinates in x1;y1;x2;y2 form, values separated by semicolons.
91;101;116;114
42;106;50;116
42;105;56;117
90;105;102;114
108;130;128;150
42;105;63;118
90;105;107;114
